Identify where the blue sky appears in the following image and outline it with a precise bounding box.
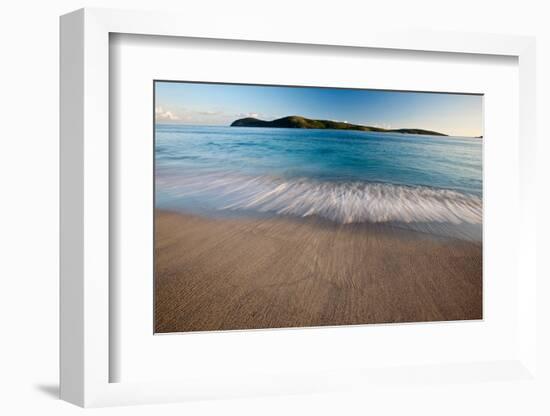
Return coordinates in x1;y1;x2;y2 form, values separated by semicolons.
155;81;483;137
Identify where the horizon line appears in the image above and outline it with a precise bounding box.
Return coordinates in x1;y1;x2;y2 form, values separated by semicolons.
154;119;483;138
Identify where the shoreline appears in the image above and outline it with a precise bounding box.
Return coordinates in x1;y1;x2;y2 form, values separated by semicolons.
155;209;482;333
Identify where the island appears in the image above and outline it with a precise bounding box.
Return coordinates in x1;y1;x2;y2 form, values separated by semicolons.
230;115;447;136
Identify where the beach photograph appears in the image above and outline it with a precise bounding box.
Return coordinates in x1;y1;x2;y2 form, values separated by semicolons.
154;81;483;333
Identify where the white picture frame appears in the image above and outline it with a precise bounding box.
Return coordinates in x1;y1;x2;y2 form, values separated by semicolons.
60;7;538;407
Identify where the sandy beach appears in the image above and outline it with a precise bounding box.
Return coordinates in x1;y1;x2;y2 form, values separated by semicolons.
154;210;482;333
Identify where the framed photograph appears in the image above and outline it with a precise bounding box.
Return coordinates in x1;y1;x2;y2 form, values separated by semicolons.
153;80;484;334
60;8;538;407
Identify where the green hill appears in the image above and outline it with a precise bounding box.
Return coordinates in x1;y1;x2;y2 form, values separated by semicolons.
230;115;447;136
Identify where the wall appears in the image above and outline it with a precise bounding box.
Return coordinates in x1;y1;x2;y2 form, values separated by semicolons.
0;0;548;414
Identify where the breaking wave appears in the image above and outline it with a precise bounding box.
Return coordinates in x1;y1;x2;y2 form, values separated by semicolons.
156;171;482;226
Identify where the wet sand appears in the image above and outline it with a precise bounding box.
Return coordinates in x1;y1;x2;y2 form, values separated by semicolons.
154;210;482;333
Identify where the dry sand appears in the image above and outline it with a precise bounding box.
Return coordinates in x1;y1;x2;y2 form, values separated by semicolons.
154;210;482;333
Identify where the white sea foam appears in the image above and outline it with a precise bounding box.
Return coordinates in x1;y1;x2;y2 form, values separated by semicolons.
157;171;482;226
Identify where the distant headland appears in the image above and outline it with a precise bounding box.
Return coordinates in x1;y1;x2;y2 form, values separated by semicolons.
230;115;448;136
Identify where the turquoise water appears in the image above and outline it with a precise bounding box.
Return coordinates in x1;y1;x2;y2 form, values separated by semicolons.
155;124;482;239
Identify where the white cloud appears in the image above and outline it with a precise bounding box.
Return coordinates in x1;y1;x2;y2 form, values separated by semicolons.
368;122;393;129
155;106;180;121
237;112;260;119
155;106;273;125
197;110;223;116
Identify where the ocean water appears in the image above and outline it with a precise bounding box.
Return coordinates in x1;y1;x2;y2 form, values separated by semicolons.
155;124;482;240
